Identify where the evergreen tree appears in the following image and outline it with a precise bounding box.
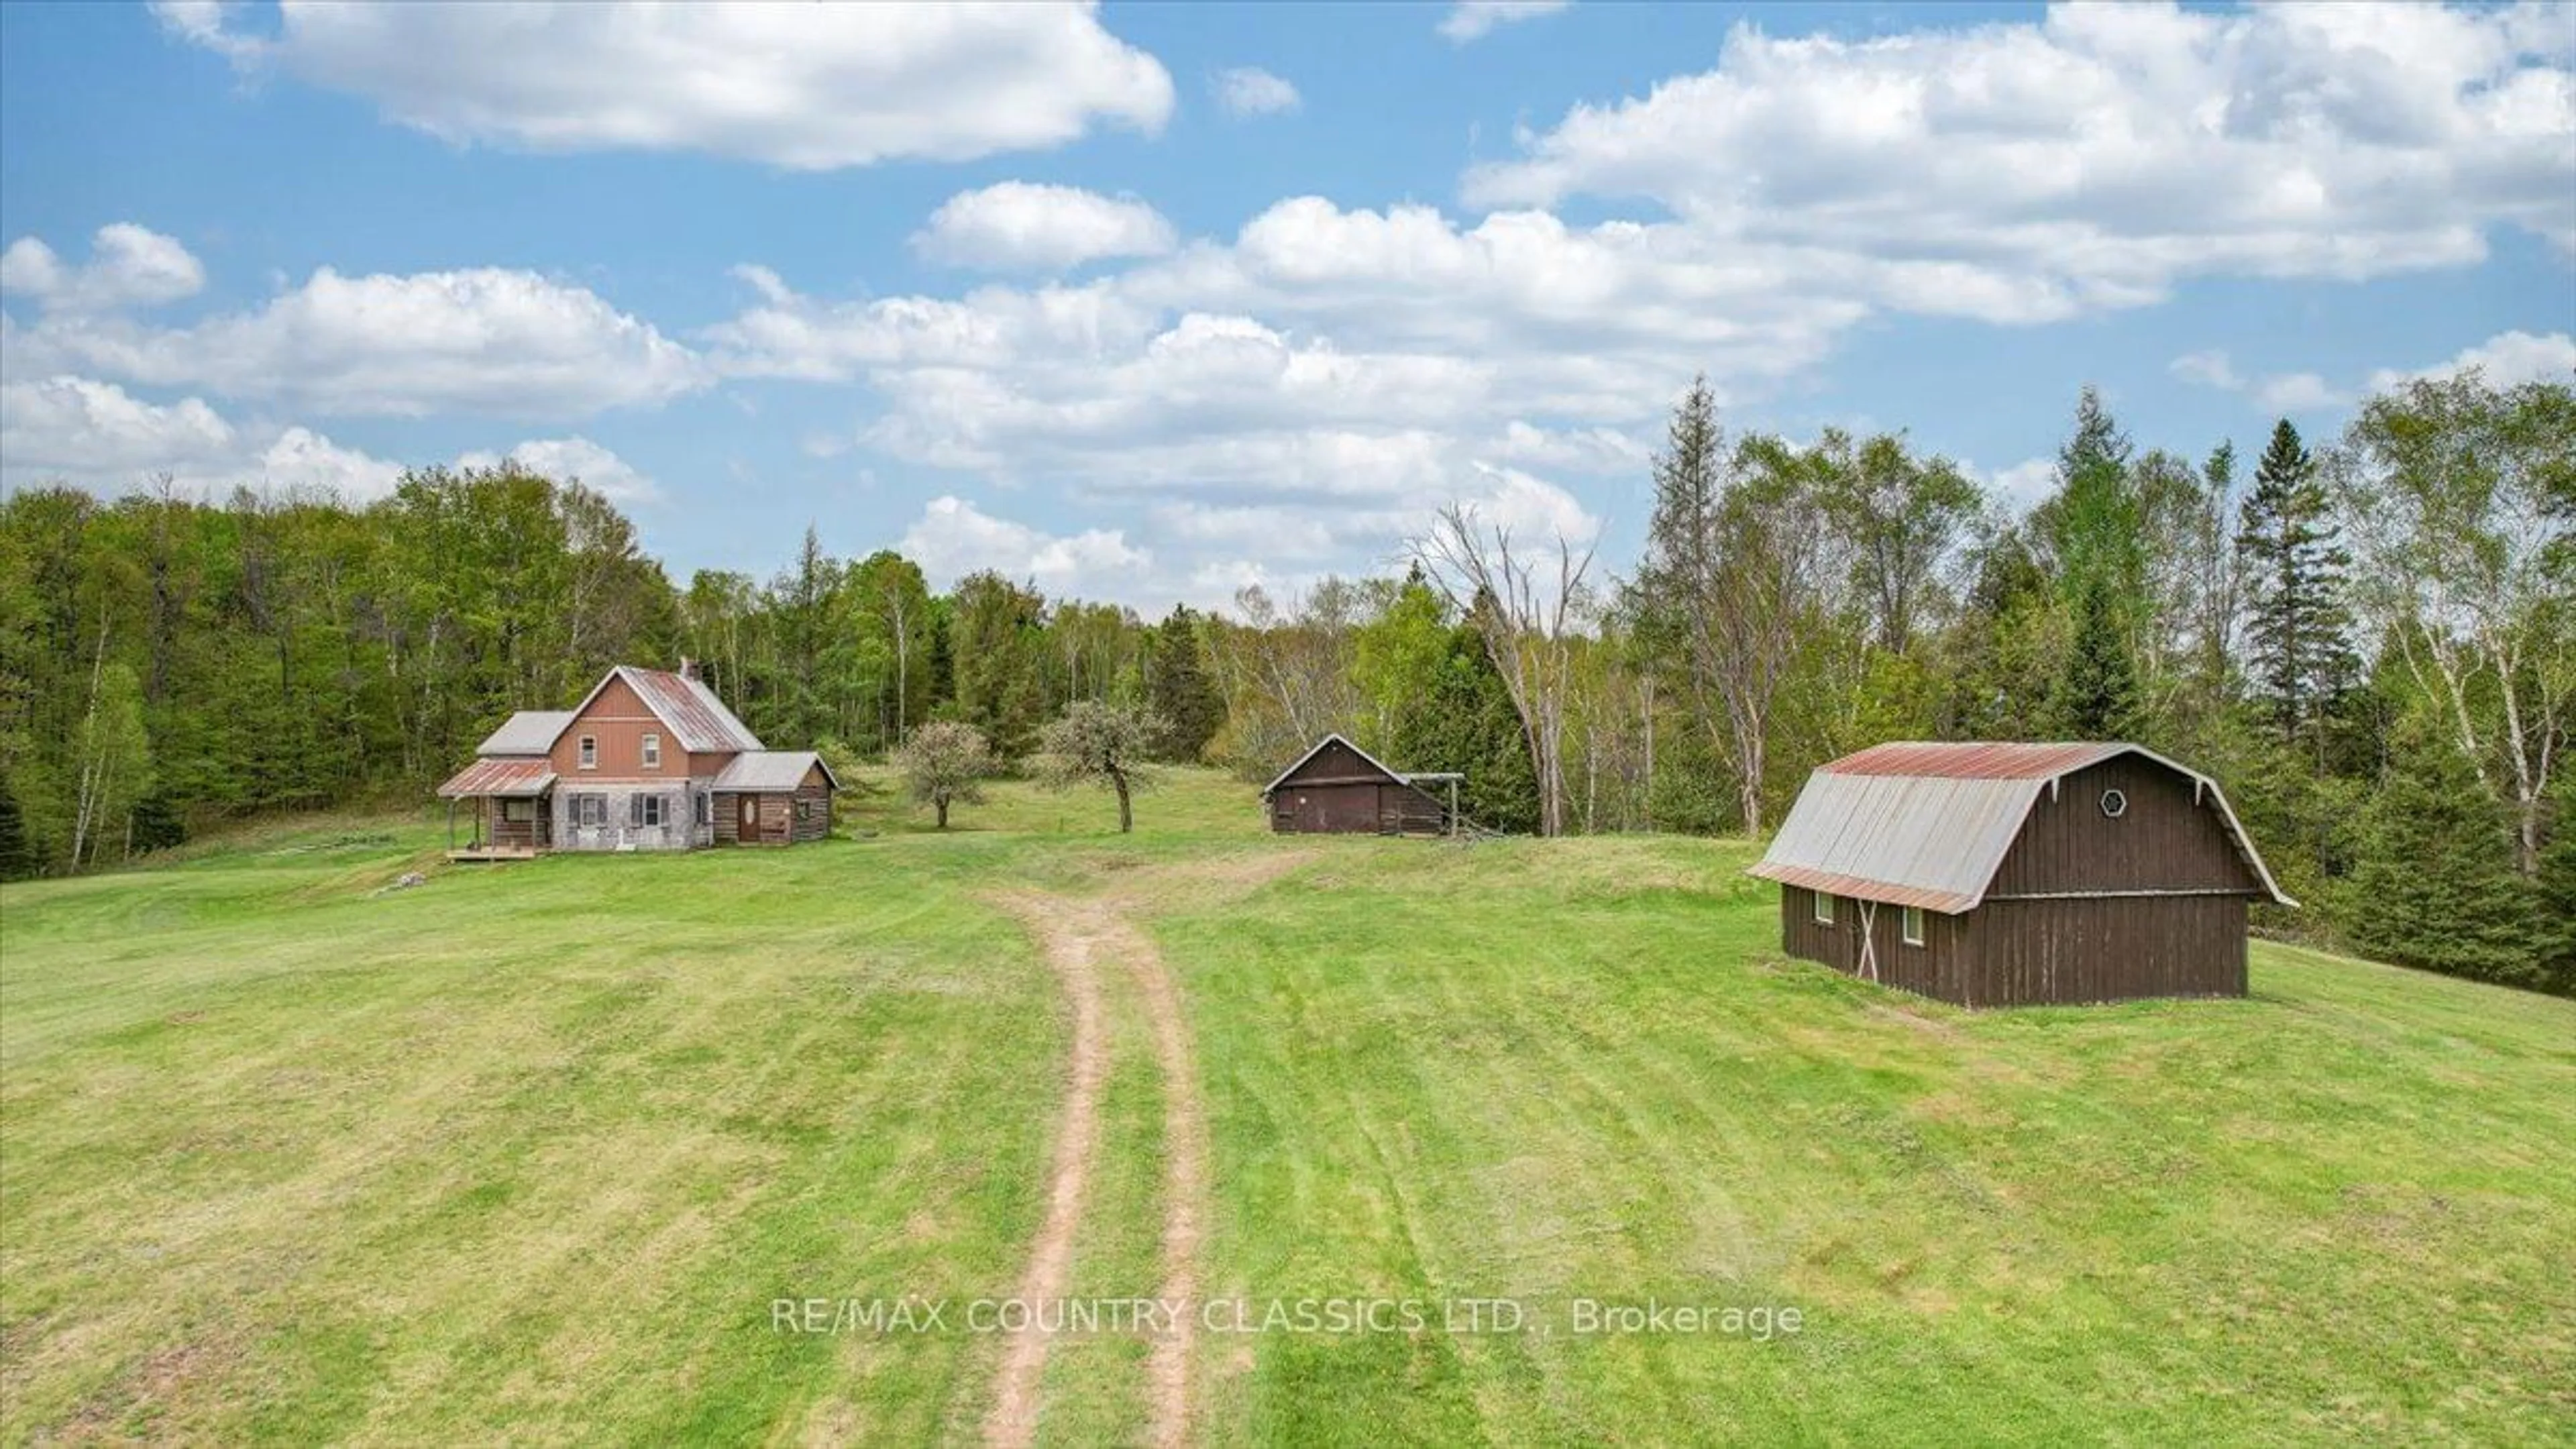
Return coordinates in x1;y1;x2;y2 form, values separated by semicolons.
1144;606;1225;763
0;777;33;881
2235;419;2359;751
1391;621;1539;833
2535;771;2576;995
2051;569;2143;740
2347;717;2539;988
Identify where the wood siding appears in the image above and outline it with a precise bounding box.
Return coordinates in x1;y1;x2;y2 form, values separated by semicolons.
1269;739;1448;835
1986;756;2260;898
548;674;694;780
1781;885;2250;1008
714;767;834;847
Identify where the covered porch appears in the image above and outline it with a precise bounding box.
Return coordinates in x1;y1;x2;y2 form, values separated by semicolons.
436;757;557;861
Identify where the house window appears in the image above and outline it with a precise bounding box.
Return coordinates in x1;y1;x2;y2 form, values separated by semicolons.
578;735;598;769
574;794;607;828
642;732;661;768
502;798;533;823
795;798;814;821
1902;906;1927;947
1813;892;1835;926
634;794;666;828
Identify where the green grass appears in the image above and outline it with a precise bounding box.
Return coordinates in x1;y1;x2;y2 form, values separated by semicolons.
3;769;2571;1444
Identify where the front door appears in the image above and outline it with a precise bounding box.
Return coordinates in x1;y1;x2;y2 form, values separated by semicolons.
739;793;761;844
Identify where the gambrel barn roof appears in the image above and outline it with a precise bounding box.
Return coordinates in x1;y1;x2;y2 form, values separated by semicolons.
1748;741;2292;914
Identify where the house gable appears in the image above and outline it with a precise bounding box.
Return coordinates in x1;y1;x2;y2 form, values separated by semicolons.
549;673;696;780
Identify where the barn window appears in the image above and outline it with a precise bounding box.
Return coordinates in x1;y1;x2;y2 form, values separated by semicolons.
2100;788;2128;819
1813;892;1835;926
641;732;661;768
634;794;667;828
1902;906;1926;947
578;735;597;769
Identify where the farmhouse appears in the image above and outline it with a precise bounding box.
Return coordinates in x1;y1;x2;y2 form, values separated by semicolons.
1748;742;2291;1007
436;662;837;858
1262;734;1460;836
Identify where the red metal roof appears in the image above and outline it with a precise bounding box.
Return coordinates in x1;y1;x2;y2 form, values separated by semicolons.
437;757;557;798
1822;741;2130;780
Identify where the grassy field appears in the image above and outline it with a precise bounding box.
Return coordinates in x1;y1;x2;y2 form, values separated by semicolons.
3;768;2571;1444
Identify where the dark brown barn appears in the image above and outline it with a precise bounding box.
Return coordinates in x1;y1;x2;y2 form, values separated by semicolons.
1748;742;2292;1008
1262;734;1457;835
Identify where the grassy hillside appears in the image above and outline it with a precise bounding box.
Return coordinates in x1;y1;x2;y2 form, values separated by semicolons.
2;769;2569;1444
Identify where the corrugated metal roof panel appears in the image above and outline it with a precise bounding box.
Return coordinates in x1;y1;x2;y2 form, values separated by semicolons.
475;710;576;757
1748;739;2294;911
1749;771;2041;912
622;667;763;754
1825;741;2129;779
437;757;556;798
712;750;833;792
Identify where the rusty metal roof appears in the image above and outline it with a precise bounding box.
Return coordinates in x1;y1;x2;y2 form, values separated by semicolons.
1746;741;2292;913
1824;741;2130;780
620;667;763;754
711;750;839;792
475;710;576;757
437;757;557;798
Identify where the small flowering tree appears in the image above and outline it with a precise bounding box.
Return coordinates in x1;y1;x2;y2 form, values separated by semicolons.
1036;700;1164;833
892;720;993;829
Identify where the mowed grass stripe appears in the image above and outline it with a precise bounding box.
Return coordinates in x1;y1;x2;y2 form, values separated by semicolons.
1155;834;2576;1445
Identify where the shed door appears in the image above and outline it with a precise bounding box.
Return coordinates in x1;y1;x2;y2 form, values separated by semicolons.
739;794;761;841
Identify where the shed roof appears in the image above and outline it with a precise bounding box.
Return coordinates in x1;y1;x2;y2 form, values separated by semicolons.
476;710;578;757
1747;741;2292;914
711;749;839;792
437;757;557;799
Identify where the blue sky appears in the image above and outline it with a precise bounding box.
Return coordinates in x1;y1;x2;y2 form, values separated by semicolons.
2;1;2570;608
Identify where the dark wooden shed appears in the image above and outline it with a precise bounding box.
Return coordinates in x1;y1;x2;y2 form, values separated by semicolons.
1262;734;1456;836
1748;742;2292;1008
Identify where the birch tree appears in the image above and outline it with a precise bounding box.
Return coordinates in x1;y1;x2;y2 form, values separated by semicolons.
1412;502;1597;837
2334;372;2574;875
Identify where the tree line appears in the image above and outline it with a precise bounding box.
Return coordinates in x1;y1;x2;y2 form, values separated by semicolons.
2;371;2567;992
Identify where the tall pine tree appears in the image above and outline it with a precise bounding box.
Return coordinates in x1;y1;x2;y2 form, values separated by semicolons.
2052;568;2144;740
1145;606;1225;763
2347;716;2538;988
2235;419;2358;753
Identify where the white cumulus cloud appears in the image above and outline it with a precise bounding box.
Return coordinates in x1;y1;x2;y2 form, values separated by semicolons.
0;223;205;313
9;259;706;419
455;435;659;503
0;374;403;498
1464;5;2575;313
152;1;1175;168
899;495;1149;592
1213;66;1301;117
913;182;1177;272
2368;328;2576;392
1438;1;1570;44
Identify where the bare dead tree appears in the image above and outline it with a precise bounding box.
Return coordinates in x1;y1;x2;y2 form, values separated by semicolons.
1412;502;1598;837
